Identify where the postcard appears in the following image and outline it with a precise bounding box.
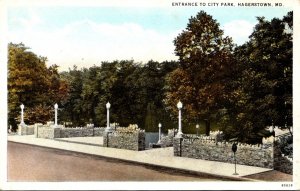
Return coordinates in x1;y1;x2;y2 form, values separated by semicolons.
0;0;299;190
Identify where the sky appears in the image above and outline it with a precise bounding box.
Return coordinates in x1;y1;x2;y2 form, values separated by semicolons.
7;4;292;71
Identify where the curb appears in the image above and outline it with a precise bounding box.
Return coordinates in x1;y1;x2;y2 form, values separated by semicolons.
54;138;103;147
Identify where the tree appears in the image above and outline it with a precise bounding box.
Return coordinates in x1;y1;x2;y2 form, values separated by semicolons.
164;11;235;125
122;60;178;131
24;105;53;124
48;65;69;105
227;12;293;142
59;66;85;126
80;66;101;125
8;43;69;129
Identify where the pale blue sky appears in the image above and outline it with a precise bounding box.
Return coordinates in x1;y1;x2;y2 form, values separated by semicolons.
8;5;292;71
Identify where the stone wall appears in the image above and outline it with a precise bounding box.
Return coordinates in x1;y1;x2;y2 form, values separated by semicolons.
160;130;224;148
18;124;34;135
173;137;274;169
103;131;145;151
160;129;177;147
35;124;106;139
35;123;145;151
94;128;106;136
37;126;61;139
59;127;105;138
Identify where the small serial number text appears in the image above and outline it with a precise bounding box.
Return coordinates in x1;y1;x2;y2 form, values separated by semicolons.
282;183;293;187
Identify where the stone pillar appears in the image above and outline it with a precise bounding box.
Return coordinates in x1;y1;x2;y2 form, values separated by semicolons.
173;137;183;156
103;132;110;147
18;124;27;135
34;124;38;138
53;127;61;138
34;123;43;138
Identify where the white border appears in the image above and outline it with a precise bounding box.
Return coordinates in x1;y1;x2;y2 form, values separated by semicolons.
1;0;299;190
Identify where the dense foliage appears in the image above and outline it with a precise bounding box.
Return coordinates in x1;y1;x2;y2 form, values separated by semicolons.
223;12;293;143
164;11;235;124
8;11;293;143
8;43;68;127
58;60;178;132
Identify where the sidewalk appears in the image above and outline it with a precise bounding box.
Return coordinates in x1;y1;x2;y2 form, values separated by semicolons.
56;136;103;146
7;135;273;181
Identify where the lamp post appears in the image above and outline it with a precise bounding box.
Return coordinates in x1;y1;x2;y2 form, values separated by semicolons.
158;123;162;144
176;101;183;138
20;104;25;125
105;102;111;132
54;103;58;126
196;124;199;137
232;142;238;175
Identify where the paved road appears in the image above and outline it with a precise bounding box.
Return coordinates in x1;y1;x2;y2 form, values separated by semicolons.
8;142;222;181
